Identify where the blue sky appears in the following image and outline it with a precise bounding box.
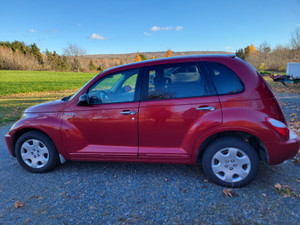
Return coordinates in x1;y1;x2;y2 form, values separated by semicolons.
0;0;299;54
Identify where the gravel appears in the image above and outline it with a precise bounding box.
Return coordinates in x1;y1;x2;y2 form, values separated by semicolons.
0;93;299;225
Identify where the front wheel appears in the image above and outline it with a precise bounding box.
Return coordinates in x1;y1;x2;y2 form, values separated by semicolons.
202;137;259;187
15;131;59;173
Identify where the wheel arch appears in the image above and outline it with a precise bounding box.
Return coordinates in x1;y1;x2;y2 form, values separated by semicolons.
11;128;56;157
196;130;269;164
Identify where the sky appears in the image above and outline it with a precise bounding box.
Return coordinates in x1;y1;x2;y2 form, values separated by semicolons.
0;0;299;55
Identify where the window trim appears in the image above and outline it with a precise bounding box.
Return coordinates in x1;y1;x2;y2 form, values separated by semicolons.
202;61;245;96
85;67;143;104
140;62;217;102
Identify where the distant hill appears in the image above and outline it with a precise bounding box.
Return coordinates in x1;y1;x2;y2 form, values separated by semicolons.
84;51;234;59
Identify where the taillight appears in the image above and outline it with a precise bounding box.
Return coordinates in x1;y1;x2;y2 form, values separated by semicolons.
266;118;290;137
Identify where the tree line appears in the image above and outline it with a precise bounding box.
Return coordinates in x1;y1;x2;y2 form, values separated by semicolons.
235;28;300;72
1;28;299;72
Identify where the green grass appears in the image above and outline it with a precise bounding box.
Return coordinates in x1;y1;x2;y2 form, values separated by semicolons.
0;70;96;124
0;70;96;96
0;70;299;125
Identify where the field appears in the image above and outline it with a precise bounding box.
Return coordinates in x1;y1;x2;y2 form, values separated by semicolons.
0;70;96;124
0;70;299;125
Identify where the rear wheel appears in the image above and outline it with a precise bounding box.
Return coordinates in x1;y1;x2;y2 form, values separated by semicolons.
15;131;59;173
202;137;259;187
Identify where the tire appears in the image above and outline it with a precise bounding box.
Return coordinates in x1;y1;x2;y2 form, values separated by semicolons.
15;131;59;173
202;137;259;187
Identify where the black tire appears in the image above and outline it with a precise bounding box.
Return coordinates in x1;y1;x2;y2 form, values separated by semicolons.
202;137;259;187
15;131;59;173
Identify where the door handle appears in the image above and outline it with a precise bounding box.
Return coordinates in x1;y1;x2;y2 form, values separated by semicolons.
120;110;136;115
196;106;215;111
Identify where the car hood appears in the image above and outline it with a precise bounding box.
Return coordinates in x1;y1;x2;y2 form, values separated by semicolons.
25;100;67;113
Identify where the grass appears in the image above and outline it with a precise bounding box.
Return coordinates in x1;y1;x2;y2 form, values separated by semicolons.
0;70;96;125
0;70;299;125
0;70;96;96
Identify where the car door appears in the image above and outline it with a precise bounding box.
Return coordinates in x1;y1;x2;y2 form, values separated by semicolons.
61;68;141;160
138;62;222;161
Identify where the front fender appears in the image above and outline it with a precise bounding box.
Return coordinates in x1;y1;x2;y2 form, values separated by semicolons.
7;112;65;157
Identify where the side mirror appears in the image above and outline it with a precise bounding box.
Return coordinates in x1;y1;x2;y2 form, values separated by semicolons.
77;94;89;106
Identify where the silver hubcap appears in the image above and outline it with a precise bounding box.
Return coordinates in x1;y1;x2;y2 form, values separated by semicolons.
21;139;49;168
211;147;251;183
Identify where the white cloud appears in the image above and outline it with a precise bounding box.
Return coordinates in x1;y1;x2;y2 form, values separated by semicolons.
225;46;232;50
78;23;82;27
29;29;36;33
175;26;183;31
151;26;184;32
151;26;172;31
89;33;106;40
144;32;152;36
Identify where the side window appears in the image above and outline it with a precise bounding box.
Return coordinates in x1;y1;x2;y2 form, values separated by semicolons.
204;62;244;95
88;68;139;104
147;63;209;100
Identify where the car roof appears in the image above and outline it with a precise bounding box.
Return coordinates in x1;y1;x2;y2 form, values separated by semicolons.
102;54;236;75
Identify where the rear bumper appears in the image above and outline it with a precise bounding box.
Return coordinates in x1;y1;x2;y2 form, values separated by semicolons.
265;129;300;165
4;132;14;157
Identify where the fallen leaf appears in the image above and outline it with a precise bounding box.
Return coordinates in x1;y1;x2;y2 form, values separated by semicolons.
223;188;232;197
262;193;267;197
297;179;300;183
291;158;300;166
164;178;168;182
274;183;282;190
281;193;291;198
14;201;23;209
204;179;208;183
291;118;295;122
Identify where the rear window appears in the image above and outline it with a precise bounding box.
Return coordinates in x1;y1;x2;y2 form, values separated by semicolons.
204;62;244;95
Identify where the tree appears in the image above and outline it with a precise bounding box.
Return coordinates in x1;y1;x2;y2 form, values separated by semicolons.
62;43;86;57
89;60;97;71
30;43;43;64
97;65;104;71
140;53;148;61
235;48;245;59
166;49;172;57
244;44;258;57
134;51;142;62
258;41;271;69
290;27;300;60
71;58;82;72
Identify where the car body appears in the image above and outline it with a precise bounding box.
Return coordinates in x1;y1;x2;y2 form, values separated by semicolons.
5;55;300;187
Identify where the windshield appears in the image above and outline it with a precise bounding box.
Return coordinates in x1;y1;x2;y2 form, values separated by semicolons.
68;73;101;101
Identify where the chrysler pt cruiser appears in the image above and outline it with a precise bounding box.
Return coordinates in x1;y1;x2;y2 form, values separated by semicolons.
5;55;299;187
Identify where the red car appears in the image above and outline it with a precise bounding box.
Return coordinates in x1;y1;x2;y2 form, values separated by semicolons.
4;55;299;187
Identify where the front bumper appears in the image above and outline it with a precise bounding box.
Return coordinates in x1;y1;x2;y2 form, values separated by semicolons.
265;129;300;165
5;132;14;157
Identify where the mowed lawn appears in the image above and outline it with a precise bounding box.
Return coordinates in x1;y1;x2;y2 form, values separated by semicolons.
0;70;299;125
0;70;96;124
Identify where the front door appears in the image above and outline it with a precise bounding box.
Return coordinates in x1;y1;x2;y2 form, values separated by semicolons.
61;68;140;160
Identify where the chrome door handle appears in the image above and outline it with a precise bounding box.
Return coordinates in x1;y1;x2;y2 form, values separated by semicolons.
120;110;136;115
196;106;215;111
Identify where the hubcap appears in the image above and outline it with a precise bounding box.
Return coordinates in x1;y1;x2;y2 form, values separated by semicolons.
211;147;251;183
20;139;49;168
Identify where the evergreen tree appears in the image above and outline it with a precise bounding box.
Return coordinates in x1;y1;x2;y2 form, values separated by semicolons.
89;60;97;70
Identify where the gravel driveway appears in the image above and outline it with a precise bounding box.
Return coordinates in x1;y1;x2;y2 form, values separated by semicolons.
0;93;299;225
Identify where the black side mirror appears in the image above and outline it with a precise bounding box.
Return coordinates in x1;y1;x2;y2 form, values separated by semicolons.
77;94;89;106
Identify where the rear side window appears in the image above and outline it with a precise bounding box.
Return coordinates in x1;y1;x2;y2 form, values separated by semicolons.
145;62;213;100
204;62;244;95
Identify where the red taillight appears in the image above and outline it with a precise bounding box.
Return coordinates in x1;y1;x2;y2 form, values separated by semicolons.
266;118;290;137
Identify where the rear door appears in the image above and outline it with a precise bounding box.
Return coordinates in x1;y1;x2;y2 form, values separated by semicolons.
138;62;222;161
